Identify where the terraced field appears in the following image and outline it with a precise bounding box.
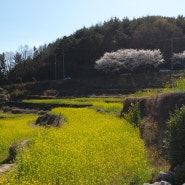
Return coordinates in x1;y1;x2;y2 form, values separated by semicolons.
0;98;153;184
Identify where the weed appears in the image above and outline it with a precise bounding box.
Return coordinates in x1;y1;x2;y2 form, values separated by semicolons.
123;102;141;127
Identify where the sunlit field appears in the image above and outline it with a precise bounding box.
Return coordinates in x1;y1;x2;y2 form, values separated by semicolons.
23;97;123;114
0;107;152;184
23;98;92;106
0;113;37;162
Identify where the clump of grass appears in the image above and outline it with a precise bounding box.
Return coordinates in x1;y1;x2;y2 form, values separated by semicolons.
10;89;26;100
43;89;58;96
123;102;141;127
92;102;123;114
163;76;185;92
134;88;164;97
172;76;185;91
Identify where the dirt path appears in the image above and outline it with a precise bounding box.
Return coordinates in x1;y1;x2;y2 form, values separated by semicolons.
0;164;16;176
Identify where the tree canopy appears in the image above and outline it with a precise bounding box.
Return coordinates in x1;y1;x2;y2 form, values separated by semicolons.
1;15;185;84
95;49;164;73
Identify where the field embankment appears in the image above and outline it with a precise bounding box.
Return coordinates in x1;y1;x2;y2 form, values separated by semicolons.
4;71;184;99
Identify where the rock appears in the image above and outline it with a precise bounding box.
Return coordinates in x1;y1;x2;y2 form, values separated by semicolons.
3;140;29;163
143;181;172;185
0;164;15;176
153;171;175;184
0;140;28;176
173;164;185;185
35;113;62;127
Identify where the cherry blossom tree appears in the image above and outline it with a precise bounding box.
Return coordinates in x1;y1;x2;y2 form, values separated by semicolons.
94;49;164;73
172;51;185;69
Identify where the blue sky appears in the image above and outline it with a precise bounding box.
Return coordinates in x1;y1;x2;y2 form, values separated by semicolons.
0;0;184;53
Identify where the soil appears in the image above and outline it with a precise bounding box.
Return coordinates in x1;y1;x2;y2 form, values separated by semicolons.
35;113;63;127
0;164;16;177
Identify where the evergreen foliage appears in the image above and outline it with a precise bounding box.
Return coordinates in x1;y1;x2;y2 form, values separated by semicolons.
1;15;185;83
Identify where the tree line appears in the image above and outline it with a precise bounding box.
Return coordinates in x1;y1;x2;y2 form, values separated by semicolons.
1;15;185;84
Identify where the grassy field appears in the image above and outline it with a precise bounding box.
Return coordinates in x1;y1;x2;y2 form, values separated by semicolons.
0;106;153;184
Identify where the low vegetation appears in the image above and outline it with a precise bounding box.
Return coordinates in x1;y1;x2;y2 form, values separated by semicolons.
23;97;123;115
0;108;153;184
0;114;37;162
1;77;185;184
165;105;185;166
121;77;185;184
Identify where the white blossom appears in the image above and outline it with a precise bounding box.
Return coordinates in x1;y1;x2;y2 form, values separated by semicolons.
95;49;164;73
172;51;185;65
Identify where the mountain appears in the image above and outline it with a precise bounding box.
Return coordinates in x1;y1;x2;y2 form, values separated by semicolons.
2;15;185;83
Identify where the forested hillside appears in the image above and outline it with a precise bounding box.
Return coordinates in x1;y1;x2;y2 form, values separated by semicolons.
1;15;185;84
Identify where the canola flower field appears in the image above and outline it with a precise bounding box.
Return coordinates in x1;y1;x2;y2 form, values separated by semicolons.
0;114;37;162
23;97;123;114
0;98;153;184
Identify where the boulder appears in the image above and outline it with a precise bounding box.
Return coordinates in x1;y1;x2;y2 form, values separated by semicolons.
152;171;174;184
143;181;172;185
35;113;62;127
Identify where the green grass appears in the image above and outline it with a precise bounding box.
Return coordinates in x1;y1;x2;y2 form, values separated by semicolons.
128;76;185;98
0;108;153;185
23;97;123;115
170;76;185;91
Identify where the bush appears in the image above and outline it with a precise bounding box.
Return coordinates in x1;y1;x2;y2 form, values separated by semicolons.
172;76;185;91
123;102;141;127
43;89;58;96
10;89;25;100
165;105;185;166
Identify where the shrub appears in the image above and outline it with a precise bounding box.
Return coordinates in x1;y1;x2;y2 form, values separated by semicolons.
43;89;58;96
10;89;25;100
172;76;185;91
123;102;141;127
165;105;185;166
